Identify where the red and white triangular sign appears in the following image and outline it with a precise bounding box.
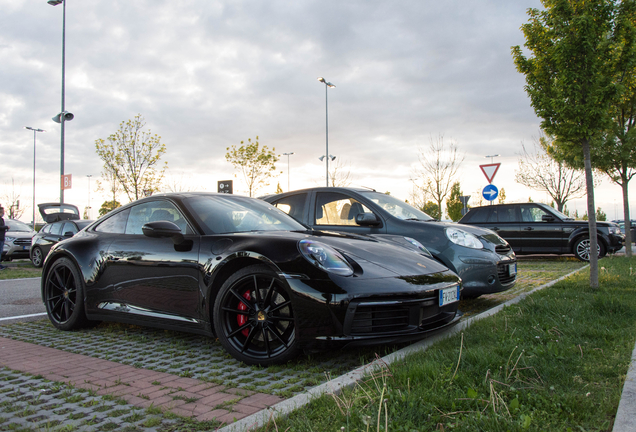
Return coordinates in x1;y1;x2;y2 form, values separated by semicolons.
479;163;500;184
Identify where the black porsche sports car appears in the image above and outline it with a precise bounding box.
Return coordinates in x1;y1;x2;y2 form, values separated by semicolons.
41;192;461;366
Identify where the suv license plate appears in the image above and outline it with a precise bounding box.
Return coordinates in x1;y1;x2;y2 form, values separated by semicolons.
439;286;460;307
509;263;517;276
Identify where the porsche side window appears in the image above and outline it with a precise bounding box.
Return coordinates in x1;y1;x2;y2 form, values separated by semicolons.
124;201;193;235
315;193;370;226
95;209;130;234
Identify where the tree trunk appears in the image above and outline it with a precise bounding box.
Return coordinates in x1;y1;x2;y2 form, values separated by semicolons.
582;139;599;288
622;179;632;257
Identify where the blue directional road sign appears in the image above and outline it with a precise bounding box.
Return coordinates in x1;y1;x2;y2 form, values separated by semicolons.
482;184;499;201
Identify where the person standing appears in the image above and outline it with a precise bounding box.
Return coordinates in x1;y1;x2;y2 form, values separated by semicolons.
0;205;8;270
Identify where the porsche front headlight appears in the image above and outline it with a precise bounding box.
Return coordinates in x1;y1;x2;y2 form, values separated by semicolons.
445;228;483;249
299;239;354;276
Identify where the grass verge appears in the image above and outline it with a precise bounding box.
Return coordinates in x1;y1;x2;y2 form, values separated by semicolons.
0;261;41;280
258;256;636;431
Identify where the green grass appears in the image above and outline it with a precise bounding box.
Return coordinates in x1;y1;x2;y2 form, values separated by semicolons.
0;261;41;280
258;256;636;431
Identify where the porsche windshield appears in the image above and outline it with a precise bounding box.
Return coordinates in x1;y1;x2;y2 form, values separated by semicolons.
184;195;307;234
360;191;434;221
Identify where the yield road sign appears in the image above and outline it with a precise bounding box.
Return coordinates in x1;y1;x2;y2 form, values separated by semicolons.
482;184;499;201
480;163;501;184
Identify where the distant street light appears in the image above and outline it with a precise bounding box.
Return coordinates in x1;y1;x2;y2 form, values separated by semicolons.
24;127;45;227
485;154;500;164
317;77;335;187
282;152;294;192
48;0;74;204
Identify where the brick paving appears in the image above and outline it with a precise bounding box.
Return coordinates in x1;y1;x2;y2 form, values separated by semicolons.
0;336;283;425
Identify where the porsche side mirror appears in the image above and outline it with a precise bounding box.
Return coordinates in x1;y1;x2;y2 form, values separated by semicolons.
142;221;185;244
355;212;381;227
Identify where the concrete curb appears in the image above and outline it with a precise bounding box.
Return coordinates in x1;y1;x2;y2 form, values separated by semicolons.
218;265;589;432
613;340;636;432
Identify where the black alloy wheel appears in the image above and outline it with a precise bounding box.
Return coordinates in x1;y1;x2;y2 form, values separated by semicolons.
43;257;90;330
214;264;299;366
31;247;44;268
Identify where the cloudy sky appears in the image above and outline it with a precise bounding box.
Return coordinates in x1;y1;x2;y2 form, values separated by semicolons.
1;0;632;222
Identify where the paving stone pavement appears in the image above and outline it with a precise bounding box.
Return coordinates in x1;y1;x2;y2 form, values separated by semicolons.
0;336;283;430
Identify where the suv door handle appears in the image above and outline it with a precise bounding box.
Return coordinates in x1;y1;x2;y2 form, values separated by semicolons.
524;227;534;231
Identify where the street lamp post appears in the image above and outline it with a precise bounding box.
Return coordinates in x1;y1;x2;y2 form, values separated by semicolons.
86;174;92;219
282;152;294;192
48;0;73;204
317;77;335;187
24;127;45;228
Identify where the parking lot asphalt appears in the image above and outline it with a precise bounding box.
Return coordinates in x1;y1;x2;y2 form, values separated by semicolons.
0;256;634;431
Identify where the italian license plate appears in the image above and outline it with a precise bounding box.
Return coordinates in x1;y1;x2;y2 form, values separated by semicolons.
439;286;460;307
509;263;517;276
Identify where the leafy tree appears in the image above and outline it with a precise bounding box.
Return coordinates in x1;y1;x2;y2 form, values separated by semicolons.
95;114;168;202
412;135;464;220
446;182;463;222
515;134;589;212
512;0;634;287
497;188;506;205
276;182;283;194
98;200;121;217
590;8;636;256
422;201;441;220
226;136;279;197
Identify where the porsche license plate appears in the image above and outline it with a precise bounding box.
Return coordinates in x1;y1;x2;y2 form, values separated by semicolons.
439;286;460;307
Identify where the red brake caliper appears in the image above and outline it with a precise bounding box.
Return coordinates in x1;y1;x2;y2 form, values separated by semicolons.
237;291;251;337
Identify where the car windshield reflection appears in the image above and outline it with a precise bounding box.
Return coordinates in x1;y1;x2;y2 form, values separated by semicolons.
184;195;307;234
7;220;33;232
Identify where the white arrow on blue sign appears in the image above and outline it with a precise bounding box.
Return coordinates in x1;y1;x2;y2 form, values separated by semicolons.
482;184;499;201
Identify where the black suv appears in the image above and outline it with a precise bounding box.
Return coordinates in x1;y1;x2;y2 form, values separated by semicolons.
458;203;624;261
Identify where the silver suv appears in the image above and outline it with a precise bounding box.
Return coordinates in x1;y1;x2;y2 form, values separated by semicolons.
1;219;35;261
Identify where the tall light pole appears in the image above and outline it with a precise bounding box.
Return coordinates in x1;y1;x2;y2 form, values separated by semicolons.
317;77;335;187
485;154;500;164
282;152;294;191
24;127;45;227
48;0;74;204
86;174;92;219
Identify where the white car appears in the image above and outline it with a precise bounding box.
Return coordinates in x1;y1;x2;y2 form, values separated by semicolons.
1;219;35;261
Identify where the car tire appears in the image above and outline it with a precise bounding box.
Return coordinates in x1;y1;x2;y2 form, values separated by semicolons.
43;257;92;331
213;264;300;366
31;247;44;268
573;237;605;262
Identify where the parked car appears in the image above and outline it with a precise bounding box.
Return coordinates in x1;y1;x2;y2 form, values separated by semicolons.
612;220;636;241
261;187;517;298
31;219;94;267
41;192;462;366
458;203;624;261
1;219;35;261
